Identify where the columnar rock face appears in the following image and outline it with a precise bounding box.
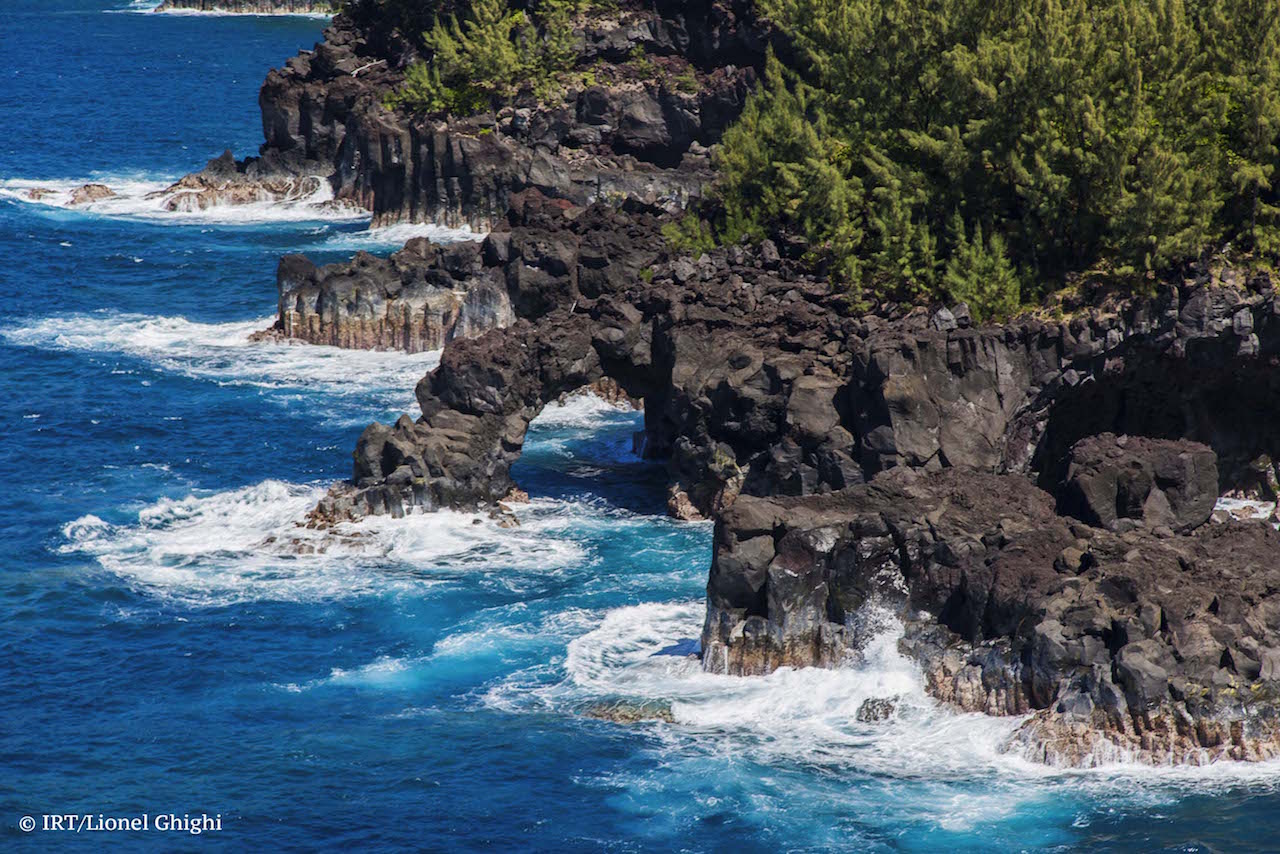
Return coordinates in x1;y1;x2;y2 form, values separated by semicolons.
702;465;1280;766
193;1;763;228
155;0;333;13
254;238;513;353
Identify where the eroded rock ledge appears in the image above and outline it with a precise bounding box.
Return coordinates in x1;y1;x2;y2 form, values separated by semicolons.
703;446;1280;767
252;238;512;353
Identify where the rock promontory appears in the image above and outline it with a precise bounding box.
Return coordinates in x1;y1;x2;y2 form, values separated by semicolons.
284;190;1280;766
174;1;764;228
155;0;334;14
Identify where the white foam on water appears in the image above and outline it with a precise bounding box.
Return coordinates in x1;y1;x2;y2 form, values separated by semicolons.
277;655;428;693
309;221;482;252
481;597;1280;828
59;481;590;608
1215;495;1278;525
112;0;331;17
0;311;439;416
148;8;333;18
535;394;640;430
0;176;365;224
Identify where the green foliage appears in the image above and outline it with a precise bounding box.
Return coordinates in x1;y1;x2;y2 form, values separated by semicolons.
943;214;1022;321
714;0;1280;316
386;0;599;114
662;213;718;255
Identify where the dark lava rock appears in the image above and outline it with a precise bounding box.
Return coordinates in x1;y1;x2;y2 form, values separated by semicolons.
186;2;765;229
1059;434;1219;532
702;467;1280;766
311;192;1280;530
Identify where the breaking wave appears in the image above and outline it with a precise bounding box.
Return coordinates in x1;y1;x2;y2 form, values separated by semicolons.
307;221;482;252
482;598;1280;809
59;481;590;607
0;311;439;419
0;175;364;224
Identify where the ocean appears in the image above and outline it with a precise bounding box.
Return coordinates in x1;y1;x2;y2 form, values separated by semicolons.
5;2;1280;851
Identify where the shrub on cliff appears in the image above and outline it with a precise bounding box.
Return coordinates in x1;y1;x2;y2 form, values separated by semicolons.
384;0;599;114
713;0;1280;315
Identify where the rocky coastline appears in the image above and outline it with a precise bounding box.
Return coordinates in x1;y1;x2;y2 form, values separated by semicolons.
166;1;764;228
279;192;1280;765
215;1;1280;767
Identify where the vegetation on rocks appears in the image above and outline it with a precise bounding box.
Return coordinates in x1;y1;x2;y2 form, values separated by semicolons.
359;0;1280;320
381;0;602;114
713;0;1280;315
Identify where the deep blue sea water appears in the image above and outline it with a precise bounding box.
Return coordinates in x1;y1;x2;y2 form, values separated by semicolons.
6;2;1280;851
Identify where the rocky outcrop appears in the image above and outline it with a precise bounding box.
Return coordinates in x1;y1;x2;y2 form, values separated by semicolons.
1059;434;1219;533
199;2;764;228
155;0;333;13
67;184;115;206
702;464;1280;766
313;192;1280;526
253;238;512;353
151;150;346;213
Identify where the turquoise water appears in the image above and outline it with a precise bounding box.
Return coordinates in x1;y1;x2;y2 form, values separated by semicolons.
5;2;1280;850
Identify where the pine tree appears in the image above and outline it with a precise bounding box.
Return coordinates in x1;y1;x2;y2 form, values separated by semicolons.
944;213;1021;321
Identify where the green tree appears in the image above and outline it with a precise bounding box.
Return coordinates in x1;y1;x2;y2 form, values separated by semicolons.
943;213;1022;321
385;0;597;114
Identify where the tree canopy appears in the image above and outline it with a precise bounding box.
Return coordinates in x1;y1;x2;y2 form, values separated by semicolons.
379;0;597;114
715;0;1280;317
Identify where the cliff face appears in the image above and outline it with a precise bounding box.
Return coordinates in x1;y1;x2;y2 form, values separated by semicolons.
220;1;764;228
253;239;512;353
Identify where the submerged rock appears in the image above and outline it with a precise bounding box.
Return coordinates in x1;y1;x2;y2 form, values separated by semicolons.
584;701;675;725
67;183;115;206
855;697;898;723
